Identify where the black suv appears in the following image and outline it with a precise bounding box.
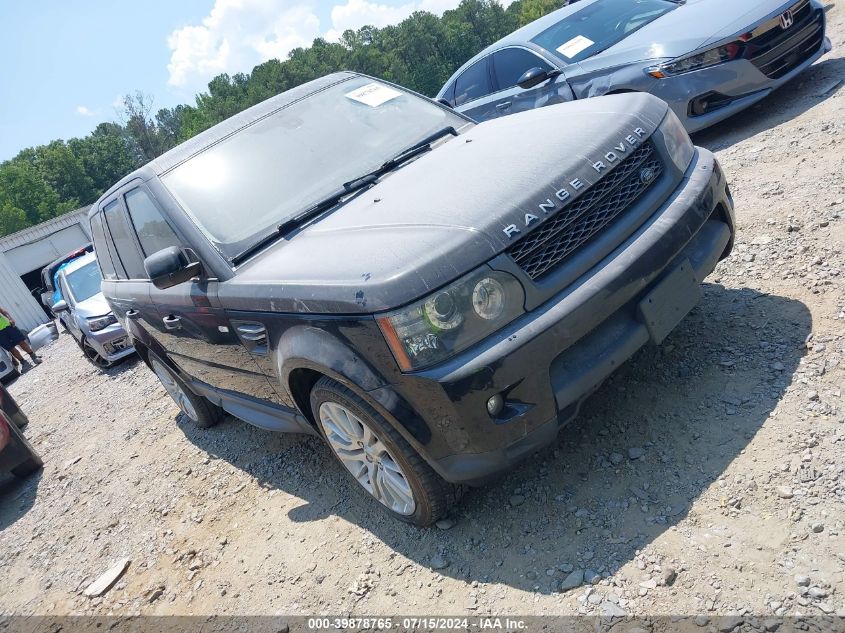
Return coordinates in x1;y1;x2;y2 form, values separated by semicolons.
90;73;735;525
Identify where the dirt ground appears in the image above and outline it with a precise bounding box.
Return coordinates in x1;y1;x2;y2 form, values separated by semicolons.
1;5;844;622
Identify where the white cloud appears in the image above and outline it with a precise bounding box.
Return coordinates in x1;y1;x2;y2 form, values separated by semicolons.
325;0;462;40
167;0;466;87
75;105;94;116
167;0;320;88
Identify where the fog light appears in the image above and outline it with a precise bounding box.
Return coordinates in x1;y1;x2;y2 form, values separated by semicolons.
486;394;504;417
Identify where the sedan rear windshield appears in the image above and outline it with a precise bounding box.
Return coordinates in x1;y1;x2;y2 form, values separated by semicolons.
65;261;102;303
161;77;466;261
531;0;677;64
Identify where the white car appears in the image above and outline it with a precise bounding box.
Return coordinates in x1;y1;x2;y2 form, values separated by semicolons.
0;347;18;382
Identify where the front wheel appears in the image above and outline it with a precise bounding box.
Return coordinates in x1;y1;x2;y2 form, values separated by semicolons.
310;377;456;526
149;354;222;428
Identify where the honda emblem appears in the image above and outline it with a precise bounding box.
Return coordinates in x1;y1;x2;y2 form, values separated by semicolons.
780;9;794;29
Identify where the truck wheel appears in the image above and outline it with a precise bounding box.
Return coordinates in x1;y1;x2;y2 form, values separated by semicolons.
310;376;455;526
149;354;222;429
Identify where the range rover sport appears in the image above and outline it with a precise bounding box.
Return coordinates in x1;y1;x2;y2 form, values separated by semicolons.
90;73;735;525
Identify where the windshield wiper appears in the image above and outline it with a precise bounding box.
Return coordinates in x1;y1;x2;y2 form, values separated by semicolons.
377;126;458;173
231;126;459;265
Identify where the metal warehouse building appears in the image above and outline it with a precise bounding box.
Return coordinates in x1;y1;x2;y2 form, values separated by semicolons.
0;207;91;332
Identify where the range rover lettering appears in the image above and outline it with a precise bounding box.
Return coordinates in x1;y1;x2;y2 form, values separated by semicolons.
90;73;735;525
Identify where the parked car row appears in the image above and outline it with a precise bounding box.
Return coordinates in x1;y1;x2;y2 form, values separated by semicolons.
5;0;831;523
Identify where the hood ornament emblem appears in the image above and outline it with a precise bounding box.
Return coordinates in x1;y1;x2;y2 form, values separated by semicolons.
639;166;657;185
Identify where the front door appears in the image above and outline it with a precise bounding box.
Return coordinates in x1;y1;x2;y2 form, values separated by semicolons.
488;47;574;119
103;185;282;404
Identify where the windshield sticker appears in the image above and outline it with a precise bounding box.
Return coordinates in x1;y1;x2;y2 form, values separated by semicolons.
556;35;594;59
345;83;403;107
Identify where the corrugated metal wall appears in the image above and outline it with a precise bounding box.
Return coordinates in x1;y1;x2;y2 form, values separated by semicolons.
0;207;90;252
0;252;48;332
0;207;92;333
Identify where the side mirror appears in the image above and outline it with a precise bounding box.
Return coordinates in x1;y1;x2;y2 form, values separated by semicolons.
436;98;453;108
144;246;202;290
517;67;560;90
52;300;69;313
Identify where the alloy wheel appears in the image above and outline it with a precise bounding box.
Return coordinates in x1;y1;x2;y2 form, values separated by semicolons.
151;359;198;422
318;401;416;515
82;339;111;369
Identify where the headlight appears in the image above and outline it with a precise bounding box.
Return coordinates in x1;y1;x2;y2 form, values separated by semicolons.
88;314;118;332
377;268;525;371
659;110;694;172
646;42;743;78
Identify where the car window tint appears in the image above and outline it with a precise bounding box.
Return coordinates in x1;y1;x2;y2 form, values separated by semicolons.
441;81;456;104
492;48;553;90
103;200;146;279
125;188;180;257
454;59;492;106
89;212;118;280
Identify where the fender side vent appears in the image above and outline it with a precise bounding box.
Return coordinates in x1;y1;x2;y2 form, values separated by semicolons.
232;321;269;355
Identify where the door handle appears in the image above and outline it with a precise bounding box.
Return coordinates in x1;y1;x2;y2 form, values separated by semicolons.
162;315;182;330
496;102;512;110
125;309;140;319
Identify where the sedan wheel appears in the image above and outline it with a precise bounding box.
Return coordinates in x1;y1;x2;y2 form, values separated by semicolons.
318;401;416;515
151;358;198;423
82;338;112;369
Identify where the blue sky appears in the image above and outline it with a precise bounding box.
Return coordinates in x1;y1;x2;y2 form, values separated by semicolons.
0;0;463;161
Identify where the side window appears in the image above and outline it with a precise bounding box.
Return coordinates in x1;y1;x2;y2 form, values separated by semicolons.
103;200;147;279
125;188;181;257
89;212;118;280
58;276;72;306
441;81;456;105
454;59;493;107
492;48;553;91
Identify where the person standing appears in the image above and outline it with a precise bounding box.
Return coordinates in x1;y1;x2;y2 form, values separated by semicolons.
0;307;42;371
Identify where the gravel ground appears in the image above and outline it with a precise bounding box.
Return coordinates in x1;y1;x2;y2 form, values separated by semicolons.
1;5;844;620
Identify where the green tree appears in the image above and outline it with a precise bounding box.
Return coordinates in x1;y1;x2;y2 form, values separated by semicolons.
0;0;569;237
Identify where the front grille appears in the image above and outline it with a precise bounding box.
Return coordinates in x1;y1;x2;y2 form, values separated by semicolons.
748;1;824;79
508;142;663;280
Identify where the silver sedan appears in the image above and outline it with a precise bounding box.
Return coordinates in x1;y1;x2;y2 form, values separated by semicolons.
437;0;831;132
52;252;135;369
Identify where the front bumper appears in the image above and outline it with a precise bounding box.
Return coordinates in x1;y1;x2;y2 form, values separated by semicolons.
387;148;734;484
84;323;136;363
651;22;831;133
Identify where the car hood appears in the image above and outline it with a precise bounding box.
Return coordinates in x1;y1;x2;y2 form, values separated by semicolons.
222;93;669;314
74;293;112;318
581;0;793;67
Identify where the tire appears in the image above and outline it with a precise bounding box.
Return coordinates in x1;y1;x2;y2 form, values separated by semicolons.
148;353;222;429
12;454;43;477
310;376;457;526
10;429;43;477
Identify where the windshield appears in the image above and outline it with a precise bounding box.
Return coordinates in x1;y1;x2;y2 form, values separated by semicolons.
531;0;676;64
65;261;102;303
161;77;466;260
